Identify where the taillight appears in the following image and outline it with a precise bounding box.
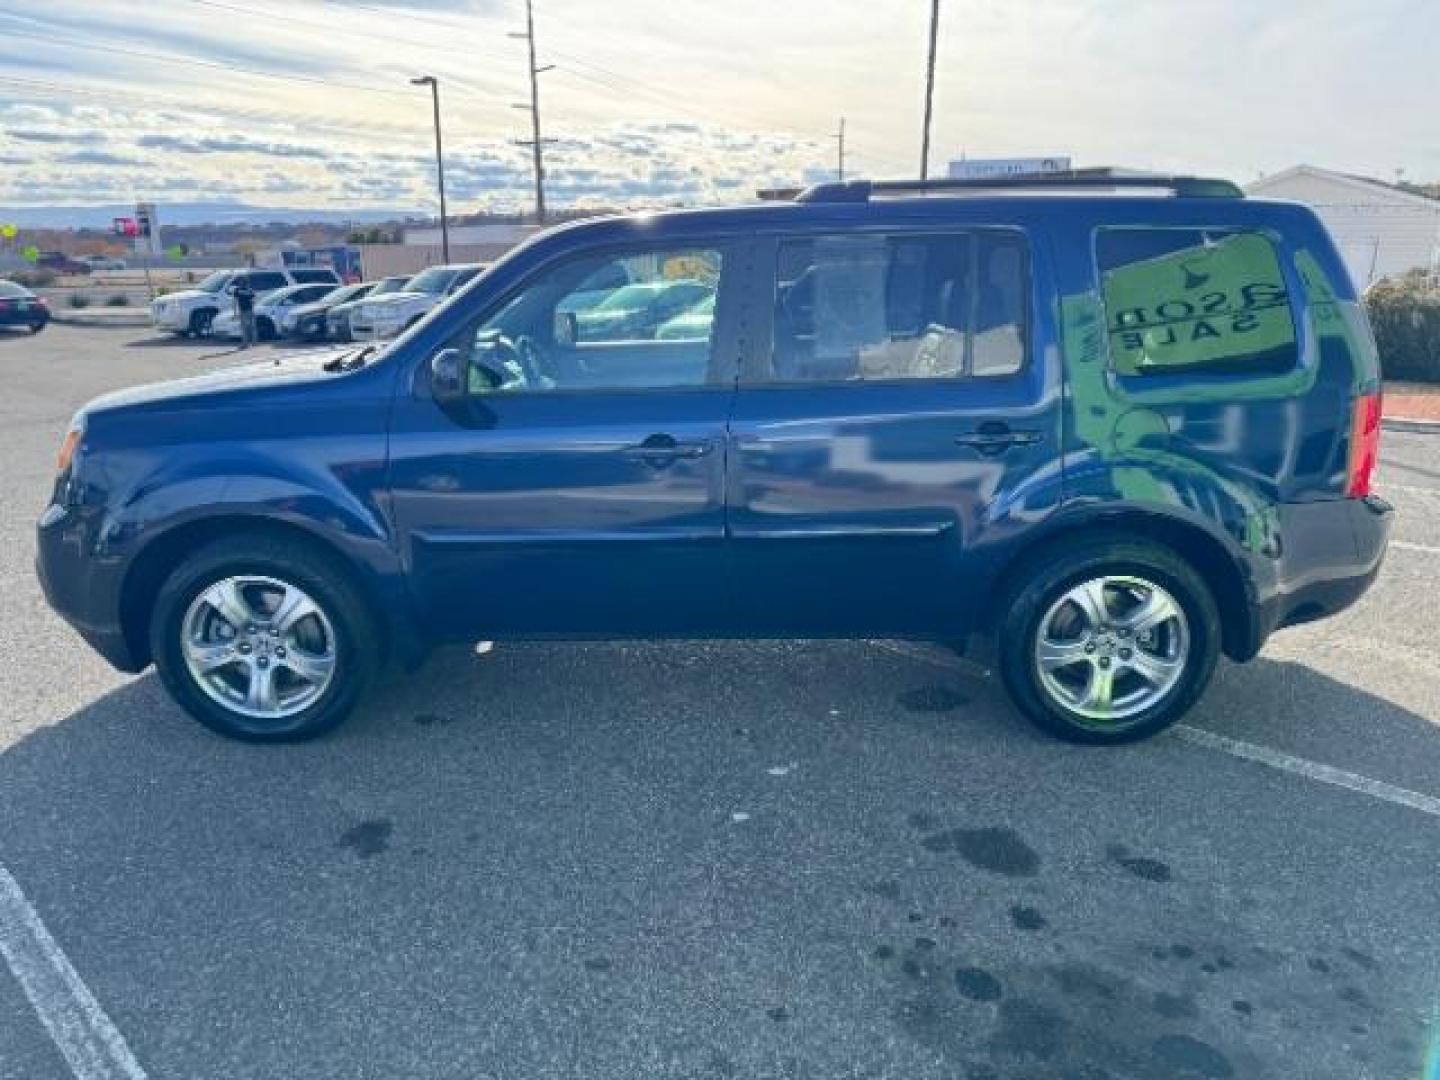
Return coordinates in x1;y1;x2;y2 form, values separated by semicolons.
37;296;49;307
1344;392;1382;498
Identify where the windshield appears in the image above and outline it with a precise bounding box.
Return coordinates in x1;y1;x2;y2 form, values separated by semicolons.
323;284;366;304
591;282;673;313
370;276;410;296
195;270;236;294
402;266;459;295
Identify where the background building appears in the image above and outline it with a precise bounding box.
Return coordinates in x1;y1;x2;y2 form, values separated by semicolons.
1246;165;1440;289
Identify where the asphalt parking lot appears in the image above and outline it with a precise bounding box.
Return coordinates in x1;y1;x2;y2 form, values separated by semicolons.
1;323;1437;1080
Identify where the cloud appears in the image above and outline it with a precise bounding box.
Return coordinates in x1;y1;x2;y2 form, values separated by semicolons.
136;134;330;160
10;129;105;144
57;149;145;166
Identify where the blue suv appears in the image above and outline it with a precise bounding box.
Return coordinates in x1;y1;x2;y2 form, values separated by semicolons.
37;173;1392;743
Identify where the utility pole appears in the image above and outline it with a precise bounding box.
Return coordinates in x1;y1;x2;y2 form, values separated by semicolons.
410;75;449;262
920;0;941;180
832;117;847;181
511;0;554;224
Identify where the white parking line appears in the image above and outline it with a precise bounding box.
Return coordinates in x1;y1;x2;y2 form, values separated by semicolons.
1392;540;1440;556
0;865;148;1080
1174;727;1440;819
870;640;1440;819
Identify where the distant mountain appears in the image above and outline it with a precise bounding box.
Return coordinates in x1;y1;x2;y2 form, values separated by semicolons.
0;202;426;230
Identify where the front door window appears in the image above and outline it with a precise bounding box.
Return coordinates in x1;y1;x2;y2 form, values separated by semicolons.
448;248;725;394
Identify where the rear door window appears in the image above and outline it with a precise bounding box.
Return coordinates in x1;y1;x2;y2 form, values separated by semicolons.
761;230;1028;383
245;271;289;292
1096;228;1298;375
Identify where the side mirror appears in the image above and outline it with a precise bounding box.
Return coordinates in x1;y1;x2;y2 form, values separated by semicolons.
554;310;578;347
429;347;468;406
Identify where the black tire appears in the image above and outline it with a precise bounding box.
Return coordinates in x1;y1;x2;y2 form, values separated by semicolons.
257;316;276;341
29;321;46;334
997;536;1220;745
188;308;216;338
149;534;381;742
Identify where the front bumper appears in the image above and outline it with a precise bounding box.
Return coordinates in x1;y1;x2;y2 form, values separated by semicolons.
350;319;402;341
36;502;143;672
150;305;189;330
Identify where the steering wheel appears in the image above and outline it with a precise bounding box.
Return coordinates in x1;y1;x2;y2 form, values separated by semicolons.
510;333;544;384
471;332;540;391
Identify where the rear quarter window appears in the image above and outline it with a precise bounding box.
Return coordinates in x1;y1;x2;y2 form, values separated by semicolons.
1096;228;1298;376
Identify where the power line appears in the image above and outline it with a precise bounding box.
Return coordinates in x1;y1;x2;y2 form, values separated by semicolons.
181;0;523;73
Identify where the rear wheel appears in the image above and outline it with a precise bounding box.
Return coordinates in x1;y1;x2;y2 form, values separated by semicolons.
150;535;380;741
998;539;1219;744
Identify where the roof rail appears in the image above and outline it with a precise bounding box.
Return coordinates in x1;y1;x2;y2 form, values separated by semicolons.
757;169;1245;203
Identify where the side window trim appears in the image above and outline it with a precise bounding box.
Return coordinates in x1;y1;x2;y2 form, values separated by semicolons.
743;226;1033;388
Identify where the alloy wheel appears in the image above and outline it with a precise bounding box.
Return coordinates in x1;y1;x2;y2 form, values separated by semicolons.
1033;574;1189;725
180;575;337;721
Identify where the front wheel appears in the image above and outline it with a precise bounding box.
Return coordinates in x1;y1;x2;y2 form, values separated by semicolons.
188;308;215;338
29;321;46;334
998;539;1219;744
150;535;380;741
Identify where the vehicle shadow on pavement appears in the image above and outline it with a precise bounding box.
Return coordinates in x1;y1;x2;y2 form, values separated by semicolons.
0;643;1433;1080
1196;655;1440;794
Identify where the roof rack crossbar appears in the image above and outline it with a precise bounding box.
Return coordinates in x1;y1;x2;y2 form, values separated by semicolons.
758;169;1244;203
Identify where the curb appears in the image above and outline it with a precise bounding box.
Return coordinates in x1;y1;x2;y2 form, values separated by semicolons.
1382;417;1440;435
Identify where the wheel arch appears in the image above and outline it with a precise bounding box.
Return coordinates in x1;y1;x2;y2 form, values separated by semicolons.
119;515;399;670
983;508;1259;661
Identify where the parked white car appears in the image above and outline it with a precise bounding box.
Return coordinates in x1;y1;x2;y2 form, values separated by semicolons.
347;263;485;340
211;282;338;340
80;255;128;271
150;266;339;337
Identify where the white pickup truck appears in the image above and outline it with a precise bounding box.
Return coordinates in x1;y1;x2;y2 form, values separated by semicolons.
150;266;339;337
347;263;485;340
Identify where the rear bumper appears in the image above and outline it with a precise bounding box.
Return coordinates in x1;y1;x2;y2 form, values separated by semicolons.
35;502;143;672
1245;495;1393;656
0;311;47;328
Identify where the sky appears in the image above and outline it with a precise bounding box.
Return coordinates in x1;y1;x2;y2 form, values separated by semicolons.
1;0;1437;216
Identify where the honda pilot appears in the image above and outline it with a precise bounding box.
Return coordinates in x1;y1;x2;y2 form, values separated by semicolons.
37;173;1392;743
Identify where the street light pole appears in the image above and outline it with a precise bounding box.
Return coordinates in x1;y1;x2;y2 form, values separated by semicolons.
411;75;450;262
920;0;941;180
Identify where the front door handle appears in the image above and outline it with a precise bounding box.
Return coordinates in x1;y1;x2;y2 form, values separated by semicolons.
621;434;713;465
954;426;1043;456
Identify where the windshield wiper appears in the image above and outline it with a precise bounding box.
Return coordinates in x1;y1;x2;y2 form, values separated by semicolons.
323;344;378;373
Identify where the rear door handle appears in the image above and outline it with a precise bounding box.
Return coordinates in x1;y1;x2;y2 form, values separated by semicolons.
954;427;1043;455
621;434;713;464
